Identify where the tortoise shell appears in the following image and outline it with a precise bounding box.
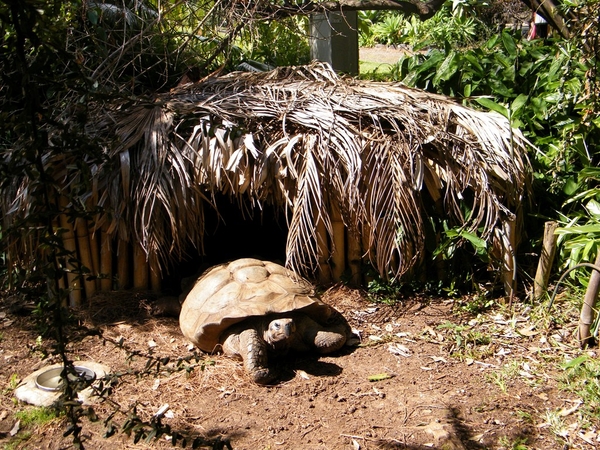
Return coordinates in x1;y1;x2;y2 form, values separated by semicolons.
179;258;336;352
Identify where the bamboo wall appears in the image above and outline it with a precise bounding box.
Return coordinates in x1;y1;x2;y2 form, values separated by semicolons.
56;200;368;307
56;198;518;307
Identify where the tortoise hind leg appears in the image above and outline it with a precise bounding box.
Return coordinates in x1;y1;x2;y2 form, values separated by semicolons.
222;327;274;385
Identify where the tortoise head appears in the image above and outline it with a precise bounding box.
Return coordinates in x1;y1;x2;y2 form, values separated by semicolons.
265;318;296;351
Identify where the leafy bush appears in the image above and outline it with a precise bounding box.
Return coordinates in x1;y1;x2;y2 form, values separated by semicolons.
379;28;600;289
239;17;310;67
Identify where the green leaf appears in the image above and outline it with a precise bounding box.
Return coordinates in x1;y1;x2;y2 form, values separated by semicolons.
585;199;600;220
474;97;508;118
555;224;600;235
460;231;488;256
433;50;457;84
87;9;99;25
501;31;517;58
562;355;588;369
368;373;395;382
510;94;528;115
563;178;579;196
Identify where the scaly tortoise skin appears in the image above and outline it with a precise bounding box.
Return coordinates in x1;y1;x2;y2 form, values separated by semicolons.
179;258;351;384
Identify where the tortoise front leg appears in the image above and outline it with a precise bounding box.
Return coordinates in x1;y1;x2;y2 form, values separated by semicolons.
222;328;274;385
294;315;348;354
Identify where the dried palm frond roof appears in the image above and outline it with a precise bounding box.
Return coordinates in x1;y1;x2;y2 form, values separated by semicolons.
5;62;531;282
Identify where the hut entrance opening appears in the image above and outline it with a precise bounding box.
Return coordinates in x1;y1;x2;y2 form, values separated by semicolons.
162;194;289;295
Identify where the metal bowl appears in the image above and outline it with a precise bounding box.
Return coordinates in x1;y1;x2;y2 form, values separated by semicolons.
35;366;96;392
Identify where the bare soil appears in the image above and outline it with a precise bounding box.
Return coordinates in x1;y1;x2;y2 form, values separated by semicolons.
0;286;595;449
360;46;414;66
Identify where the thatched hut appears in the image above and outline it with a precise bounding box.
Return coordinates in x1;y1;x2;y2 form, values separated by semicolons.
2;62;530;305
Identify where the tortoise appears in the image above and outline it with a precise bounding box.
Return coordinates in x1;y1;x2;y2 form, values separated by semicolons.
179;258;354;384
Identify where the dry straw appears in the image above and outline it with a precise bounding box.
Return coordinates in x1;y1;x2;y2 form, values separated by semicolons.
2;62;530;301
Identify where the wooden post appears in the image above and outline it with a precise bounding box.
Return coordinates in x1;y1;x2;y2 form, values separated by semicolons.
330;202;345;282
133;242;149;290
58;196;82;307
116;239;130;290
75;218;96;300
533;221;558;300
316;216;332;284
100;223;113;291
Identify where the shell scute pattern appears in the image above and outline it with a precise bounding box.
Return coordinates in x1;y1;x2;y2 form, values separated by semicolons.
180;258;333;353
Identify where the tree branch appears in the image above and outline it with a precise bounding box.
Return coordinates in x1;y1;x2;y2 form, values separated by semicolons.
254;0;447;20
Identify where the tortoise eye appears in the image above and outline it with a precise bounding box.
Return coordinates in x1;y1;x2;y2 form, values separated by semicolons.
273;322;280;330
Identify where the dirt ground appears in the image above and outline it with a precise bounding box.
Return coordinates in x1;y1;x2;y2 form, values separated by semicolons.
0;284;596;449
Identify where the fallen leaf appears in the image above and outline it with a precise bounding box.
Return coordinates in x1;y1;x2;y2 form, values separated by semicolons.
559;400;582;417
9;420;20;437
519;370;534;379
517;326;539;336
297;370;310;380
578;430;597;445
388;343;411;357
368;373;394;382
430;356;447;363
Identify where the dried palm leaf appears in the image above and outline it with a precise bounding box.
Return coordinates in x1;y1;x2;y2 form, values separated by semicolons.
2;62;531;285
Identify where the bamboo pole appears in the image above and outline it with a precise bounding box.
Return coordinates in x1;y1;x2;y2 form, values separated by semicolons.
500;218;517;301
75;218;96;300
133;242;149;290
88;225;100;292
361;221;374;284
316;216;332;284
116;239;130;290
150;251;161;292
533;221;558;300
58;197;82;307
579;253;600;348
330;202;345;282
347;229;362;286
100;223;113;291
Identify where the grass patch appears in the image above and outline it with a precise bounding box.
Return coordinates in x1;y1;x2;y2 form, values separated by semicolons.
559;354;600;425
359;60;395;81
14;406;59;428
4;407;61;449
486;360;521;394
